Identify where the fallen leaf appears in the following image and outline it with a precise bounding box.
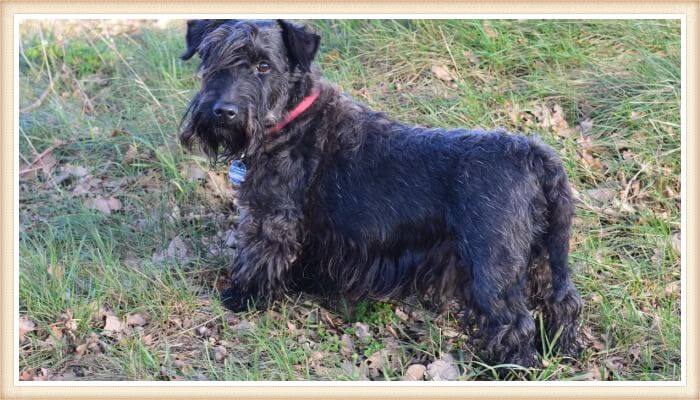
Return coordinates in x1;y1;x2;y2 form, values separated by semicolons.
365;350;386;371
72;176;102;195
103;314;124;334
33;368;50;381
213;345;228;362
578;118;594;134
183;161;207;182
482;20;498;39
426;354;460;381
142;333;154;346
196;325;211;338
354;322;371;342
126;313;149;327
403;364;427;381
206;171;236;199
340;333;355;357
152;235;189;263
629;343;641;362
463;50;479;64
86;332;104;354
19;316;36;344
585;188;617;205
88;196;122;215
173;357;187;370
395;307;409;322
604;356;625;374
75;343;88;356
49;324;64;340
122;143;139;165
430;65;455;83
47;263;64;280
664;281;680;298
19;370;34;381
36;152;58;178
671;233;681;256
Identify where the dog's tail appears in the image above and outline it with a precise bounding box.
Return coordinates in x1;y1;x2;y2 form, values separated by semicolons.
529;138;575;302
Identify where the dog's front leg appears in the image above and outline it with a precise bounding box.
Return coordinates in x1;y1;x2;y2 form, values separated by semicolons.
221;207;302;312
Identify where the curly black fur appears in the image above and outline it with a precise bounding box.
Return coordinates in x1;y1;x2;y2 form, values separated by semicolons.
180;19;583;368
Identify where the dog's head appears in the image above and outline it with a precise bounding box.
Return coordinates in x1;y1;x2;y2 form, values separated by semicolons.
179;19;320;161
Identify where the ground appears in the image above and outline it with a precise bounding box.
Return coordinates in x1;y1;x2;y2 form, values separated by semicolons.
18;19;681;381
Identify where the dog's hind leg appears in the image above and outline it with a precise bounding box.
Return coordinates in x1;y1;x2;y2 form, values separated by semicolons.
458;241;539;369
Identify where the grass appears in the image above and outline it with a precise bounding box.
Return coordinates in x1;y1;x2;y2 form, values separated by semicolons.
17;19;681;381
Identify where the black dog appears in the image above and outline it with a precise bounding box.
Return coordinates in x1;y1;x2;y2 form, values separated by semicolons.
180;19;582;367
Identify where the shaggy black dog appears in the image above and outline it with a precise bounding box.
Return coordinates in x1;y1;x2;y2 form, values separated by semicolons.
180;19;582;368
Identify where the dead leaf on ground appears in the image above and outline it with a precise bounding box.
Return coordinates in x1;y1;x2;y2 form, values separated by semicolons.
628;343;642;363
354;322;371;342
72;175;102;195
604;356;625;375
183;161;207;182
47;263;64;280
340;333;355;357
20;141;64;180
584;188;618;206
578;118;594;134
205;171;236;199
98;307;127;337
395;307;409;322
173;356;187;370
19;316;36;344
19;369;34;381
86;332;105;354
126;313;149;327
463;50;479;65
152;235;189;263
196;325;211;338
75;343;88;357
509;102;576;137
664;281;680;298
87;196;122;215
431;64;455;83
231;319;255;333
103;313;125;334
403;364;427;381
482;20;498;39
213;345;228;362
671;233;681;256
19;368;49;381
426;353;460;381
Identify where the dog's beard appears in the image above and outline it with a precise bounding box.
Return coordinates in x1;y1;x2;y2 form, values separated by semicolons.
181;108;250;164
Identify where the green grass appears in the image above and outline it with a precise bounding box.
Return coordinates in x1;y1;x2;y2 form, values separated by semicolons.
18;19;681;381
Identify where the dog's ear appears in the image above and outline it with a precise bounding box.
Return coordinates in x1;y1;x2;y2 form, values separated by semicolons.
181;19;229;60
277;20;320;72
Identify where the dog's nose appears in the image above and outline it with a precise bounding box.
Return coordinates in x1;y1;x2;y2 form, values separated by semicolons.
213;102;238;121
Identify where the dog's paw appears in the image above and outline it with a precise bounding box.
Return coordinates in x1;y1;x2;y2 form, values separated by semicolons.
220;287;255;312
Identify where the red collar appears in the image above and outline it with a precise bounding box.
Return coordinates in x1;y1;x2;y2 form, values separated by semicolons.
267;88;321;135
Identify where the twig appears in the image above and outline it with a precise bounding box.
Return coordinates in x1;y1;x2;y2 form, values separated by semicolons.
61;63;95;114
19;85;51;113
19;139;65;175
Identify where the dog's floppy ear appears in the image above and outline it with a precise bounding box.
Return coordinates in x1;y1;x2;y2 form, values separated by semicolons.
181;19;229;60
277;20;320;72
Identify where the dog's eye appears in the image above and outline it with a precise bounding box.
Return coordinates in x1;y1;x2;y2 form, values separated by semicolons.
257;62;271;73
